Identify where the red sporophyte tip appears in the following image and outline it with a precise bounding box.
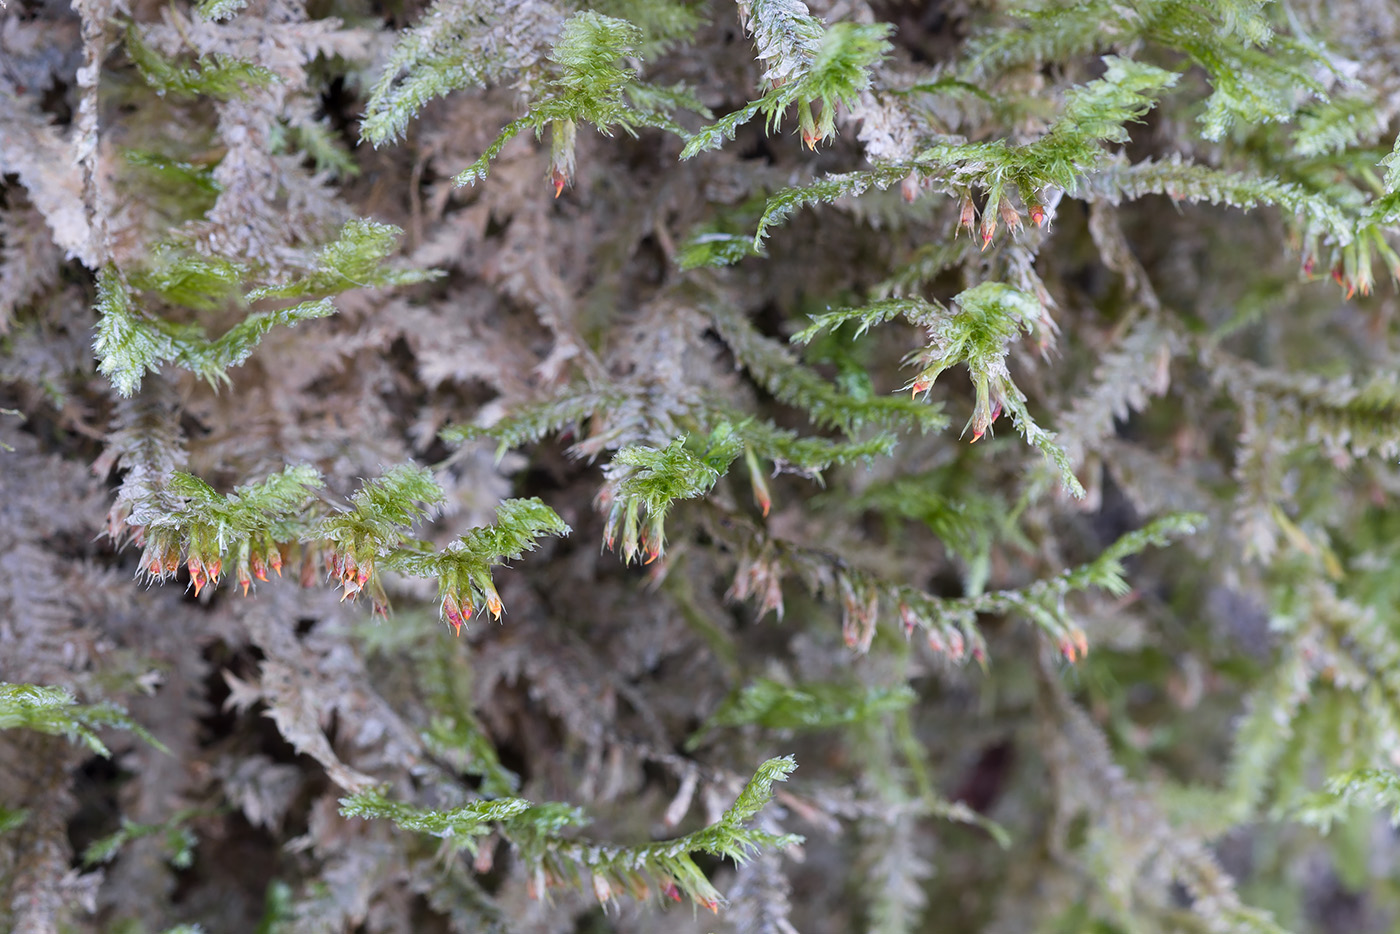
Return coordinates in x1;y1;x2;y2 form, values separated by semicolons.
188;557;207;596
639;526;663;565
237;564;252;597
998;198;1022;232
748;451;773;519
443;595;465;635
1302;256;1315;276
698;897;720;914
901;174;919;203
1029;204;1045;227
910;375;932;399
268;549;283;577
979;201;999;248
250;551;268;582
552;171;567;199
801;129;820;151
751;478;772;518
948;629;966;659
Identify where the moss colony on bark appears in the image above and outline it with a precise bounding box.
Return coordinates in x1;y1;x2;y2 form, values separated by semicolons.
5;0;1400;931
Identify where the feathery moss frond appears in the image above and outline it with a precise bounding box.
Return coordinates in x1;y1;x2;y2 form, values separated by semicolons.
751;57;1175;244
677;230;766;270
1293;96;1382;159
96;221;428;396
273;122;361;180
754;165;911;247
93;266;338;396
907;512;1202;655
1299;769;1400;832
793;297;946;343
342;755;800;911
444;379;899;476
359;0;558;147
964;0;1324;141
124;151;223;200
246;219;435;300
125;459;569;623
124;25;277;99
600;428;740;564
440;384;635;458
83;810;201;869
705;297;945;435
0;683;165;758
799;283;1081;495
312;464;445;557
386;497;570;628
128;246;245;313
94;269;177;398
133;464;324;594
453;12;708;188
682;8;890;157
1082;153;1353;243
688;679;914;749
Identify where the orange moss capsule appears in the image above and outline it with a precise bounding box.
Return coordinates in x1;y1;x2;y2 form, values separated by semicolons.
958;191;977;235
998;197;1023;233
979;211;997;250
1027;195;1046;227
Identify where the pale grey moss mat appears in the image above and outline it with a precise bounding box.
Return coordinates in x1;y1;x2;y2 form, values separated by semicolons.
2;0;1400;931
